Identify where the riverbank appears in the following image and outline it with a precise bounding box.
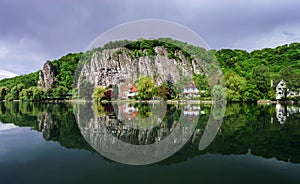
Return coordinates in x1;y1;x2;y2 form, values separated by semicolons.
1;99;299;105
257;100;300;104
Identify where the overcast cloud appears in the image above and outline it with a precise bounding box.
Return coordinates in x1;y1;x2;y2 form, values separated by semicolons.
0;0;300;74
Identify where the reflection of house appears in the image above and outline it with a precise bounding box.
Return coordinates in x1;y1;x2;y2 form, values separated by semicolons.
183;82;199;98
123;84;138;99
118;104;138;121
276;79;299;100
275;104;300;124
183;105;201;116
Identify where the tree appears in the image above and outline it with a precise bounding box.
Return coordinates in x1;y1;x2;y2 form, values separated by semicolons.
0;87;7;101
19;88;29;101
137;76;155;100
92;86;107;101
251;65;271;99
278;67;300;91
243;83;260;101
104;90;113;100
47;86;69;98
212;85;226;101
19;87;45;101
193;74;209;91
6;84;25;101
224;72;246;101
32;87;45;101
155;85;170;100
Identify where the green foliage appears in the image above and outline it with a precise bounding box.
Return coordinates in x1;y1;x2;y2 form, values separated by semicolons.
0;71;39;89
193;74;209;91
224;71;246;101
51;53;83;91
1;38;299;102
137;76;155;100
155;85;170;100
19;87;45;101
212;85;226;101
0;87;7;101
52;86;69;98
277;67;300;91
92;86;107;101
4;84;25;101
251;65;271;99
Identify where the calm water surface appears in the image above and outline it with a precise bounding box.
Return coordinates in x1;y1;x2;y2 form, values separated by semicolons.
0;102;300;184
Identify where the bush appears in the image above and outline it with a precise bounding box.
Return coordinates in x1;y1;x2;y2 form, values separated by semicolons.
92;86;107;101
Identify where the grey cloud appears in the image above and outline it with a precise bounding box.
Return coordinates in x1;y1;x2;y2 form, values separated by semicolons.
0;0;300;74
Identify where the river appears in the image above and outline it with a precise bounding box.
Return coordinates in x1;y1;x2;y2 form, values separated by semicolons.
0;102;299;184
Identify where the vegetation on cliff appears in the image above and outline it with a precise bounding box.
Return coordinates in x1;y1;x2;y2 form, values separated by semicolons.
0;39;299;102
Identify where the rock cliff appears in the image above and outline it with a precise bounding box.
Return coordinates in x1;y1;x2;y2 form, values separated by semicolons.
82;47;203;86
38;61;58;90
76;46;205;98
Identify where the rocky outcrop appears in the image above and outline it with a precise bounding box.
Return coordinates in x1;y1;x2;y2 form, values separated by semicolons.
77;46;204;98
38;61;57;90
83;47;202;86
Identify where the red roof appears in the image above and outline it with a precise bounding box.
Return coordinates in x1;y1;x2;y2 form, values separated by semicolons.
124;84;138;92
184;82;198;89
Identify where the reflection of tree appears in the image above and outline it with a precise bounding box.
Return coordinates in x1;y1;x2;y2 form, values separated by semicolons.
136;103;151;118
1;102;300;164
161;103;300;165
98;103;180;145
0;102;94;151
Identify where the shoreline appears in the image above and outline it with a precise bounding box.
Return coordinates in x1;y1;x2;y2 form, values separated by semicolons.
0;99;299;105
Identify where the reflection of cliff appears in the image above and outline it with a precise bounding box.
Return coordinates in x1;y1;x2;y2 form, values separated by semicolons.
76;102;200;165
1;102;300;164
81;103;183;145
38;112;54;140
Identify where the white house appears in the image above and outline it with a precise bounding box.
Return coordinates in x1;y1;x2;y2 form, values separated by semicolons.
276;79;299;100
183;82;199;98
276;80;286;100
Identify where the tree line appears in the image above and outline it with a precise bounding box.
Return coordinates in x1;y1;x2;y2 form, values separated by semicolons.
0;39;299;102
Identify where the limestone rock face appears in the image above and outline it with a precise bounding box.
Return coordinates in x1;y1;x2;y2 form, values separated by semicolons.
38;61;57;90
77;46;203;98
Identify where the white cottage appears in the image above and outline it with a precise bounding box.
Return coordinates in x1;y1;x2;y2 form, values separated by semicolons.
276;80;286;100
276;79;299;100
183;82;199;98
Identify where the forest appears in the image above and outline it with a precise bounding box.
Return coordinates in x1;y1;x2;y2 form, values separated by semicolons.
0;39;299;102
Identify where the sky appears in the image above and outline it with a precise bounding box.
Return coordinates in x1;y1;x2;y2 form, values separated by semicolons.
0;0;300;75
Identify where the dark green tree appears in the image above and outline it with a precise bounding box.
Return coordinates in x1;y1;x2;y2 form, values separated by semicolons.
251;65;271;99
0;87;7;101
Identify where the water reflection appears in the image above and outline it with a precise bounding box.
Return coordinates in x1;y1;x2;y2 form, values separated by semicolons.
275;103;300;124
0;102;300;164
74;102;201;165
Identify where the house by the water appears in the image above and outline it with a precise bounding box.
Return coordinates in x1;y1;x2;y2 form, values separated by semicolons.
183;82;200;98
122;84;138;99
276;79;299;100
